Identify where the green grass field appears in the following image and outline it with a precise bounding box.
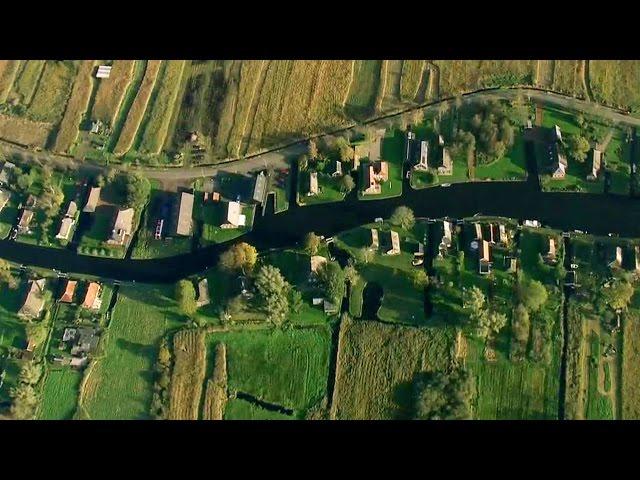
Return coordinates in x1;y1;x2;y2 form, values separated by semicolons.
78;284;182;419
297;169;346;206
38;368;82;420
208;326;331;415
0;286;26;404
474;134;528;181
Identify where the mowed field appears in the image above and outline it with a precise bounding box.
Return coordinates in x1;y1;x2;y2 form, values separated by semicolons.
589;60;640;112
38;369;83;420
435;60;536;97
332;319;454;419
208;326;331;416
77;285;181;420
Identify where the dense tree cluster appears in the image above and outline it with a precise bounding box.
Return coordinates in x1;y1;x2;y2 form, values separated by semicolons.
218;242;258;274
315;260;345;306
413;368;475;420
390;206;415;230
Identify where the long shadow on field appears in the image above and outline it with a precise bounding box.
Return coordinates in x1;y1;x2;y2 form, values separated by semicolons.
116;286;177;310
392;380;415;420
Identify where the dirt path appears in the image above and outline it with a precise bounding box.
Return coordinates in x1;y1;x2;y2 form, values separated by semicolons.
582;60;594;103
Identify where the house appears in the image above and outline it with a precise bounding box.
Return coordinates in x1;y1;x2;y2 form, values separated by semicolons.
323;299;339;315
479;240;491;275
588;149;602;181
82;282;102;310
474;223;483;240
609;246;623;268
252;171;268;204
174;192;194;237
546;238;557;264
370;228;379;250
64;201;78;218
361;161;389;195
70;356;89;368
0;188;10;212
83;187;101;213
56;217;75;240
498;224;509;246
221;201;246;228
412;242;425;266
405;130;416;163
549;125;567;179
385;230;400;255
308;171;319;196
17;209;34;234
414;141;429;171
437;147;453;176
70;327;100;356
90;119;103;134
310;255;328;275
196;279;210;307
107;208;135;245
59;280;77;303
96;65;112;79
439;220;453;256
332;161;343;177
18;278;46;319
0;161;15;185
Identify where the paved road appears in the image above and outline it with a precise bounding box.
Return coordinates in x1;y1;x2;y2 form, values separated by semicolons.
2;87;639;185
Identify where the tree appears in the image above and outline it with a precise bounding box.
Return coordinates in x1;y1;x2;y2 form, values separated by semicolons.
19;362;42;386
476;310;507;339
25;322;47;348
335;137;354;163
175;280;197;317
303;232;321;255
411;269;429;290
0;259;17;289
298;154;308;171
10;383;38;420
157;338;172;368
218;242;258;273
39;182;64;222
601;279;634;310
518;278;548;312
510;303;530;360
308;139;318;160
565;134;590;163
116;172;151;208
338;174;355;193
255;265;291;325
389;206;415;230
343;262;361;286
462;286;486;320
413;368;474;420
355;247;374;265
315;261;345;305
289;289;304;314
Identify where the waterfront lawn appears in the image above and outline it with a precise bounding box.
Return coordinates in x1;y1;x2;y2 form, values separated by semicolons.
297;168;345;206
0;198;19;240
130;189;191;259
540;106;581;135
540;157;604;194
77;284;182;419
335;222;426;325
38;368;82;420
474;134;528;182
269;167;290;213
604;132;631;196
358;129;403;200
208;326;331;416
196;200;255;245
76;205;126;258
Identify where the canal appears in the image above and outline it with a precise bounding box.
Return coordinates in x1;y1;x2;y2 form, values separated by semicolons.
2;144;640;282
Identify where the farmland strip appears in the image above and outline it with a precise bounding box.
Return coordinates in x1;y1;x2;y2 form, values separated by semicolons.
107;60;147;153
0;60;22;103
112;60;162;156
14;60;46;106
53;60;97;153
0;113;51;148
168;329;207;420
375;60;388;112
91;60;136;125
139;60;186;154
202;343;227;420
400;60;425;102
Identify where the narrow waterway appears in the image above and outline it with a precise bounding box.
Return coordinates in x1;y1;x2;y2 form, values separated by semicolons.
235;391;294;416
